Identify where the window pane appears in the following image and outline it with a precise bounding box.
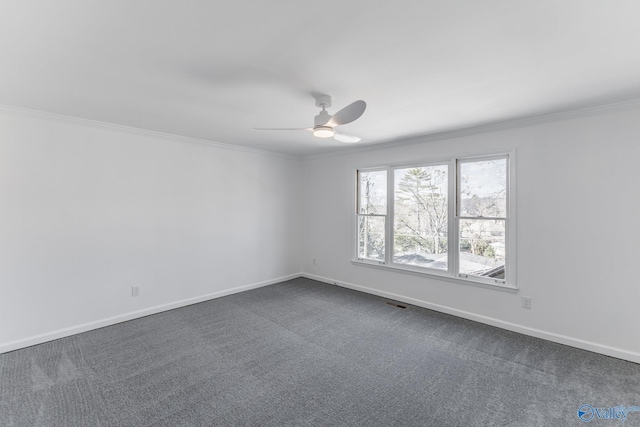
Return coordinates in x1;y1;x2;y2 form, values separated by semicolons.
458;219;505;278
459;159;506;217
358;170;387;215
393;166;448;270
357;215;385;261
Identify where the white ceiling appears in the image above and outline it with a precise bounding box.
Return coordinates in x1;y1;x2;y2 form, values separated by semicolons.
2;1;640;156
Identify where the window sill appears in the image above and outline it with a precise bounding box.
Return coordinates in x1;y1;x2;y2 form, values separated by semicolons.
351;259;518;293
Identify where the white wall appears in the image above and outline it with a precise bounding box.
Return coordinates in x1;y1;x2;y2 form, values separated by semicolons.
302;104;640;363
4;103;640;363
0;108;302;352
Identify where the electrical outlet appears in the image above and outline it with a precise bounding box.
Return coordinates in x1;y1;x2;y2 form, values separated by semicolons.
312;258;316;265
522;296;532;309
132;285;140;297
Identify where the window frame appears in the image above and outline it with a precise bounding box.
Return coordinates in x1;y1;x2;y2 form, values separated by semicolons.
353;150;517;291
355;167;388;265
389;160;453;277
455;154;510;286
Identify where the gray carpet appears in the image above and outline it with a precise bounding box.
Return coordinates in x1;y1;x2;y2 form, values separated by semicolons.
1;278;639;426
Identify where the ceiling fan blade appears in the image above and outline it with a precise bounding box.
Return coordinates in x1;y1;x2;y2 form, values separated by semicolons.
333;132;361;143
254;127;313;131
326;100;366;127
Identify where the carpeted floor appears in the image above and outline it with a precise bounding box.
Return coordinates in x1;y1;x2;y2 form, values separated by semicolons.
1;277;639;426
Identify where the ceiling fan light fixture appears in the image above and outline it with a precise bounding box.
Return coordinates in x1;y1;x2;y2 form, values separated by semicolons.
313;126;335;138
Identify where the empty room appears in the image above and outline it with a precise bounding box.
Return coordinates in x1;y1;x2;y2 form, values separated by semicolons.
1;1;639;426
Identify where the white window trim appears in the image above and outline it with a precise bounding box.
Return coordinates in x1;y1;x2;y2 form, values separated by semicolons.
353;149;517;291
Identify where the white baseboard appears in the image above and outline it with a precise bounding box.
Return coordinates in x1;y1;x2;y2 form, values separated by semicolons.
300;273;640;364
6;272;639;364
0;273;301;354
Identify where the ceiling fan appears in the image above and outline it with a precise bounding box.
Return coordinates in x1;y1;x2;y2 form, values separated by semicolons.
255;95;366;143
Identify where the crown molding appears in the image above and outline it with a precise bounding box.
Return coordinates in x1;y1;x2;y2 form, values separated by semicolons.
0;104;300;161
3;97;639;162
304;97;640;161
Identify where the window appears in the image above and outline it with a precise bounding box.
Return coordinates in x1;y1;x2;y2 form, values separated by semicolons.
457;157;508;282
356;169;387;262
393;165;448;270
355;154;514;288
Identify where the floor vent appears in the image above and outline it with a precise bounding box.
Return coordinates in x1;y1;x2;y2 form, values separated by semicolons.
386;302;407;309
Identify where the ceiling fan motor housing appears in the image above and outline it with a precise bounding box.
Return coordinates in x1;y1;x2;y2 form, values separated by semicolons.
314;110;331;127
